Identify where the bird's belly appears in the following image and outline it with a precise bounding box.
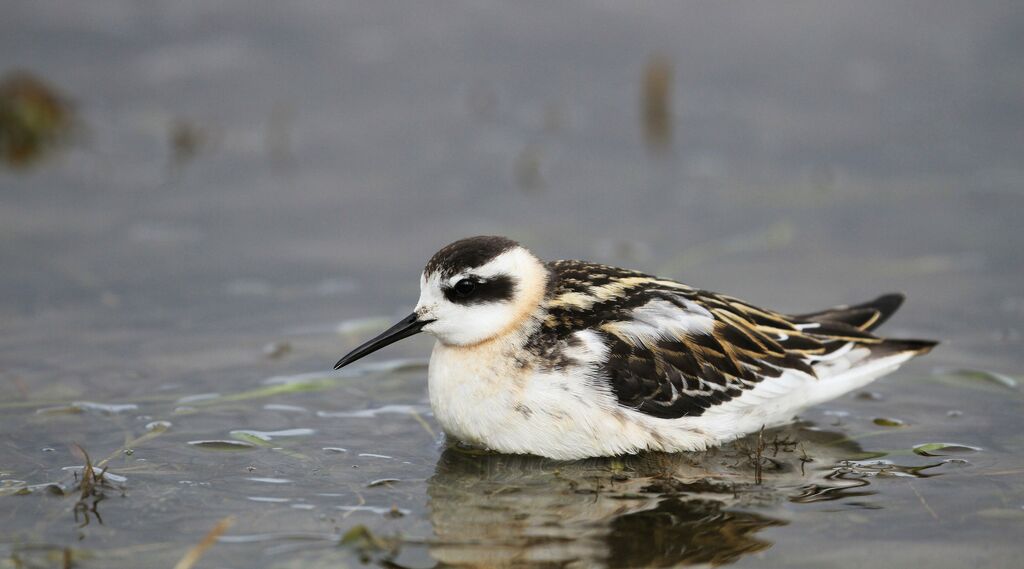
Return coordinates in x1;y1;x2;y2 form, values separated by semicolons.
427;342;715;459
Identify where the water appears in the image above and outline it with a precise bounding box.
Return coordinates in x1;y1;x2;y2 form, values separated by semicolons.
2;2;1023;567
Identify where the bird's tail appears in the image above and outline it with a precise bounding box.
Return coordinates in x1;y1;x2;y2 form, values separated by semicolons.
792;292;908;333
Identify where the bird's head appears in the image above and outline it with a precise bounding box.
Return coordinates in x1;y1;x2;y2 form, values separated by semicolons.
334;236;547;370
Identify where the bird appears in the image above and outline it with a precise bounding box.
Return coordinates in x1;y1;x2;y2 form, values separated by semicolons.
333;235;936;460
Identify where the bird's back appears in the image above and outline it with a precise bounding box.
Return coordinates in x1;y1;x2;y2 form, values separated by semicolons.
534;260;935;424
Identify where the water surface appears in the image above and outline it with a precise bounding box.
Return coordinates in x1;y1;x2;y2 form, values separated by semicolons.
2;2;1023;567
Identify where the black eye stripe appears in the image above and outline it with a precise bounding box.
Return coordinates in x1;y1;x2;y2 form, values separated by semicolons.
443;275;515;305
453;279;475;296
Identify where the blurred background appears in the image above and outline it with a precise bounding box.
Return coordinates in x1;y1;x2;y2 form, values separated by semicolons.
2;2;1023;568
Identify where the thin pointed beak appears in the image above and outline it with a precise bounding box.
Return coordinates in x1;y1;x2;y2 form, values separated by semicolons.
333;313;431;370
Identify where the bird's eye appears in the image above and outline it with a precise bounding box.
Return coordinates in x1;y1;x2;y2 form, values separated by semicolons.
453;279;476;297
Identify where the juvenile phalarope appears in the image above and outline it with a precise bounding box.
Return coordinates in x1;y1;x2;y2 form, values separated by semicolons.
334;236;936;460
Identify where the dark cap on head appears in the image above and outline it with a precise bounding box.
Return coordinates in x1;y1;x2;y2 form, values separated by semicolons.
423;236;521;278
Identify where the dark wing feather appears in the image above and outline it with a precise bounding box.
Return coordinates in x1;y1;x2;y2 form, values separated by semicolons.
792;293;905;332
537;262;932;419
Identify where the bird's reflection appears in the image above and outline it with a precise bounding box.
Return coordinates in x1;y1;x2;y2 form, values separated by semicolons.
425;425;867;568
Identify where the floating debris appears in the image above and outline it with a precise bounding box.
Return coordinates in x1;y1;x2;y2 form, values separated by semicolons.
69;444;121;528
735;426;797;485
229;428;315;442
338;505;410;516
246;477;293;484
322;447;348;454
246;496;291;503
0;70;75;169
187;440;257;452
366;478;400;488
176;393;220;404
912;443;982;457
36;401;139;415
872;417;907;427
339;523;401;563
641;54;673;152
217;531;337;544
172;516;234;569
74;401;139;414
61;466;127;485
831;459;949;479
263;403;309;413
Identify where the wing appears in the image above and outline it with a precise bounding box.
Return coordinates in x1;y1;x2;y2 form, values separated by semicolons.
539;261;931;419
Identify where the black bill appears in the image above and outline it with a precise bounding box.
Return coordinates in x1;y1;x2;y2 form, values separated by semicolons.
333;313;431;370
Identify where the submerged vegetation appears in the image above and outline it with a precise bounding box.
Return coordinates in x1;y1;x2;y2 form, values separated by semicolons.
68;444;118;529
0;71;75;169
641;54;673;152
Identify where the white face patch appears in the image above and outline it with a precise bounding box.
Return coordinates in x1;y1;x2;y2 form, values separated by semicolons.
415;247;546;346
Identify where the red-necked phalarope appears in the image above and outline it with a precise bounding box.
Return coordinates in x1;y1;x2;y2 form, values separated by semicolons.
334;236;936;460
